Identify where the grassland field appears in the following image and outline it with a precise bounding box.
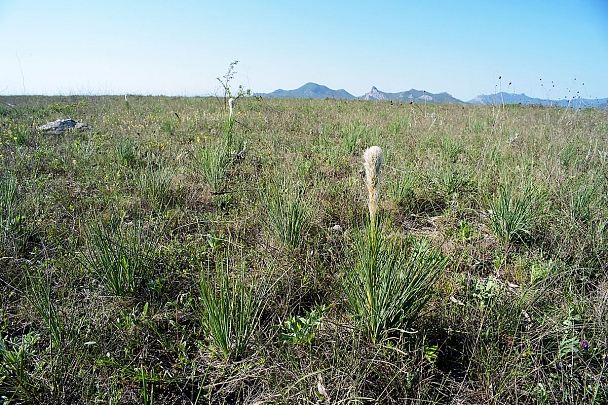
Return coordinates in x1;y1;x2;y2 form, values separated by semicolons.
0;95;607;404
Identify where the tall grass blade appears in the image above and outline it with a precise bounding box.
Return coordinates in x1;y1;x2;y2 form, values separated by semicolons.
135;165;173;208
26;269;64;347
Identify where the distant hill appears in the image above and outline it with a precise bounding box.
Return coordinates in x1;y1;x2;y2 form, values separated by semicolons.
469;92;545;106
259;82;356;100
258;83;463;103
469;92;608;109
256;83;607;109
361;86;464;104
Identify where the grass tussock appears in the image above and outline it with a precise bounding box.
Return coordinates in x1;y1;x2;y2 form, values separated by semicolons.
0;95;607;403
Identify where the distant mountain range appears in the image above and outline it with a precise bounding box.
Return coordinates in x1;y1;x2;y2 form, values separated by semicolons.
362;86;464;104
256;83;608;109
468;92;608;109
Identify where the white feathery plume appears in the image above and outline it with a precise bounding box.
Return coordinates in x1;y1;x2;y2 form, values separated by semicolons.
228;98;235;118
363;146;383;225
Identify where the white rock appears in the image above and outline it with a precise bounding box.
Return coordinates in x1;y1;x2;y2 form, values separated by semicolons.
38;119;90;134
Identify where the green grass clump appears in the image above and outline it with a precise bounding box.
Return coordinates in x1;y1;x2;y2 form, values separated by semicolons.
197;251;271;361
115;137;137;167
261;179;310;250
135;165;173;209
488;184;538;246
194;117;245;194
0;176;20;255
81;221;160;297
345;225;446;343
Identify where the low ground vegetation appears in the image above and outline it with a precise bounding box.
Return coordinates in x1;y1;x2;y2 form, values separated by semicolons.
0;95;607;404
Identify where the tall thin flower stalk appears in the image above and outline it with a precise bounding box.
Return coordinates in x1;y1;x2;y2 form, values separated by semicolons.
344;145;445;343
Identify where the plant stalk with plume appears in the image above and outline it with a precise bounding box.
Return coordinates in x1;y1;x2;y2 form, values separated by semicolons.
344;145;445;343
228;98;235;119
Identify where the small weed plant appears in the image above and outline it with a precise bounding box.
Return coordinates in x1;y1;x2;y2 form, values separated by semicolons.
0;332;40;403
277;304;329;345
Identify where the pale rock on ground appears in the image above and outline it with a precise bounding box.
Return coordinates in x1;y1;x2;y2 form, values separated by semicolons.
38;119;90;135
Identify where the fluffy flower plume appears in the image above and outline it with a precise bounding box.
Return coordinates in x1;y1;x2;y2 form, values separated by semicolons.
228;98;235;118
363;146;383;224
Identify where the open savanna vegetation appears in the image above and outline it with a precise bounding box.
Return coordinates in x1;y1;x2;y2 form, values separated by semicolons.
0;94;607;404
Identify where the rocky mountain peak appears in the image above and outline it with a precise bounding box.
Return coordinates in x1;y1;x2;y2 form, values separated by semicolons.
363;86;388;101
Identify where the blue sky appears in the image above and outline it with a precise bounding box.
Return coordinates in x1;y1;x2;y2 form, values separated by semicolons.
1;0;607;101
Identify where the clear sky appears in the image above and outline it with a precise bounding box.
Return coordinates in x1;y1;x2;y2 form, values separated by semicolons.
1;0;607;101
